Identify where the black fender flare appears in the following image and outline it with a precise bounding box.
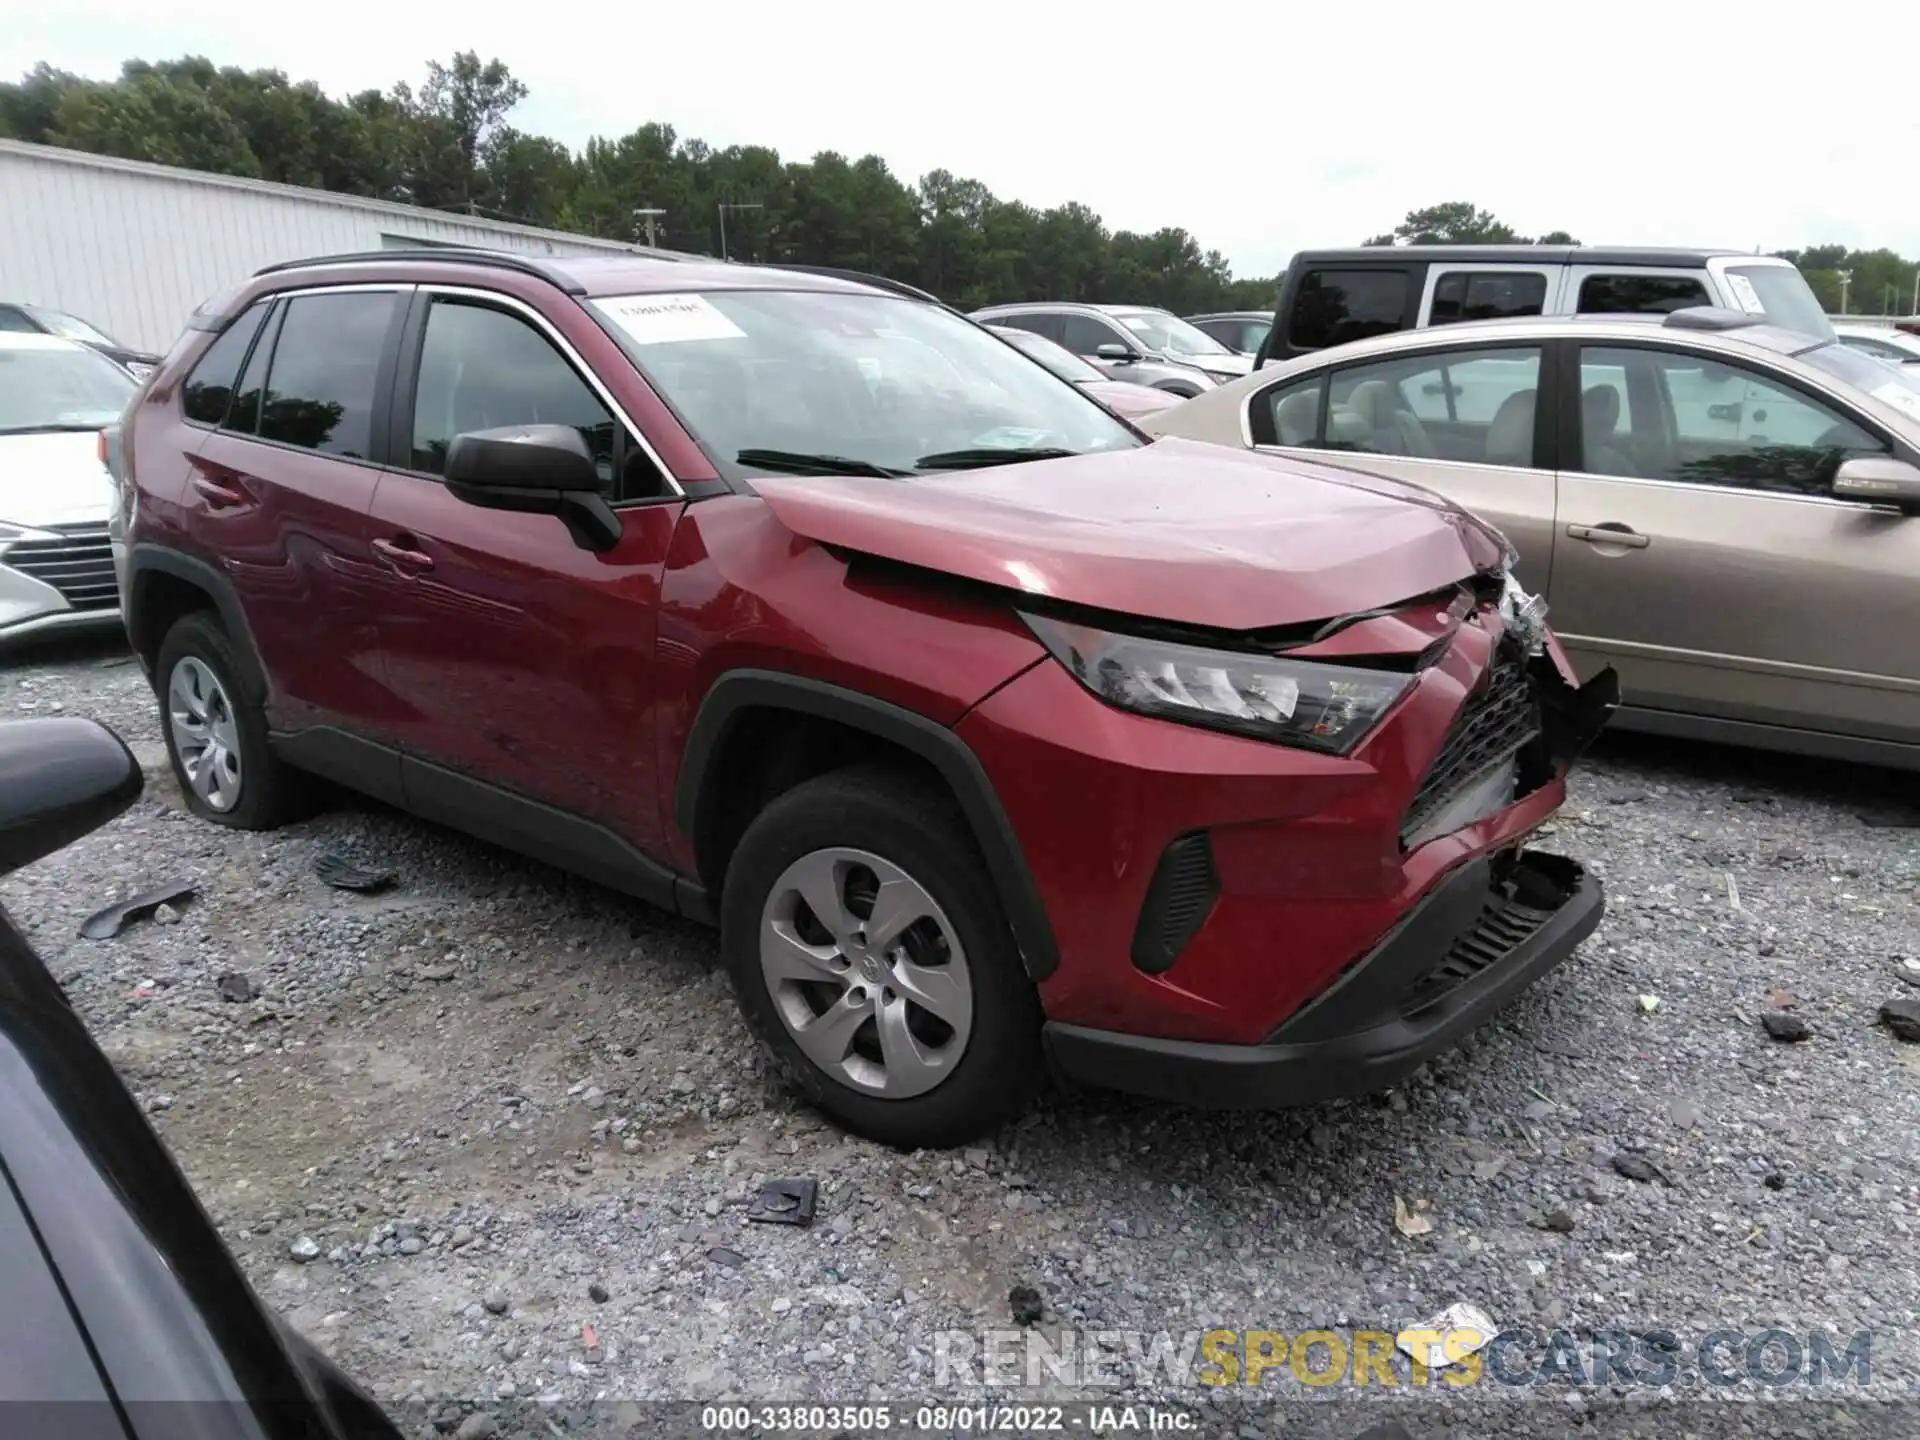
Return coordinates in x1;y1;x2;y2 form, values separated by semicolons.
676;670;1059;982
125;545;271;705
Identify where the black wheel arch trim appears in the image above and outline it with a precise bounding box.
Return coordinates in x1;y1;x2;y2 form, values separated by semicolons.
126;544;271;705
677;669;1059;981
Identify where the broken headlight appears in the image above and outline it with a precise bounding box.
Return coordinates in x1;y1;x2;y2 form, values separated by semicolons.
1023;613;1412;755
1497;571;1550;657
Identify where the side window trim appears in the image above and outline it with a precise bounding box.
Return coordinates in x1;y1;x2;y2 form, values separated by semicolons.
224;299;284;436
1565;338;1893;497
392;284;683;504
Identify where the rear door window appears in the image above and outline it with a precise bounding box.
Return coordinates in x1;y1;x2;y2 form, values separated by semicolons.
1326;346;1543;464
1249;373;1326;446
1577;274;1710;315
995;312;1065;343
181;301;270;427
257;291;398;458
1429;272;1548;325
1286;270;1410;351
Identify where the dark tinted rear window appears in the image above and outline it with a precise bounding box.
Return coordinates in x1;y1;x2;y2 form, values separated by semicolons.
1430;272;1547;326
258;292;397;458
1288;270;1409;350
181;302;269;426
1577;274;1709;315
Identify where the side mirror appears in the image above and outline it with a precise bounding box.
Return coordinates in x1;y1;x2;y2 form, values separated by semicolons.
1833;455;1920;515
0;719;142;877
1095;343;1140;364
444;425;622;552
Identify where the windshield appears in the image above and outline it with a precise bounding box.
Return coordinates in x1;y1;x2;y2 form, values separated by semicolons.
24;306;117;347
1802;341;1920;423
0;345;137;434
990;326;1106;384
593;290;1140;475
1111;310;1233;359
1723;264;1834;341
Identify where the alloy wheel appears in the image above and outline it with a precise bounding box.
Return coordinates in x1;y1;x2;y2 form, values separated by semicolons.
167;655;243;812
758;846;973;1097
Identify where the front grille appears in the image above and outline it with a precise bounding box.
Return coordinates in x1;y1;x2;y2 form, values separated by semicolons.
1400;656;1540;848
1398;873;1558;1017
1130;832;1219;975
3;522;117;611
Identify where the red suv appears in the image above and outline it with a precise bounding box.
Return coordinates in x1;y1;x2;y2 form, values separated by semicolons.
116;250;1616;1148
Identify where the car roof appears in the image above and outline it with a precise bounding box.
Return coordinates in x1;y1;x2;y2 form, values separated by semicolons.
0;331;87;353
1260;311;1823;365
1287;245;1759;268
1187;311;1272;322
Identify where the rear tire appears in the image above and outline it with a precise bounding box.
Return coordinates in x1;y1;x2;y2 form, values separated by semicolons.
156;612;311;829
720;766;1044;1148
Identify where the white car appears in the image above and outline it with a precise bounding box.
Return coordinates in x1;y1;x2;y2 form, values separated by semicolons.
0;333;137;642
1833;322;1920;366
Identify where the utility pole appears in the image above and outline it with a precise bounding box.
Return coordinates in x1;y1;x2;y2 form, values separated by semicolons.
1837;269;1853;316
717;201;764;261
632;207;666;248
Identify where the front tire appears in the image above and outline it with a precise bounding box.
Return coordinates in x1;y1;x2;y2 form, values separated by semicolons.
156;612;310;829
721;767;1043;1148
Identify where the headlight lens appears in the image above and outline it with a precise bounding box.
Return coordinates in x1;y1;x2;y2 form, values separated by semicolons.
1023;612;1414;754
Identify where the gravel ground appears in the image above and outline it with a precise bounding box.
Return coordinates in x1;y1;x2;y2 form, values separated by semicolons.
4;632;1919;1440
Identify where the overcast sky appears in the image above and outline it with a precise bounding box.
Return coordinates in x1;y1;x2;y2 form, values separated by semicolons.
10;0;1920;277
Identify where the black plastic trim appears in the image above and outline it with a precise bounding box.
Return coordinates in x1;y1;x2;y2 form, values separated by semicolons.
123;545;271;703
269;728;699;918
1129;832;1219;975
1045;851;1602;1108
676;670;1059;981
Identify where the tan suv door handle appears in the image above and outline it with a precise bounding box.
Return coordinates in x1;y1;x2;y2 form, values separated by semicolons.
1567;523;1650;549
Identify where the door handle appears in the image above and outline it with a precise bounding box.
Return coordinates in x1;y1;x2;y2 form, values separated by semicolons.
191;475;248;509
1566;522;1650;549
372;536;435;573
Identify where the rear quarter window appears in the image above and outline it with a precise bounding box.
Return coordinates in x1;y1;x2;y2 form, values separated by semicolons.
1577;274;1709;315
181;301;269;427
1287;270;1410;351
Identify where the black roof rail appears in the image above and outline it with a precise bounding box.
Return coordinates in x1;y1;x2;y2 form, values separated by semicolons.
250;248;610;296
761;263;944;306
1662;305;1764;333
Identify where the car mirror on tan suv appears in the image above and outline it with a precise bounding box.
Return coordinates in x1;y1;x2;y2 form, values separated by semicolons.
1832;456;1920;516
444;424;622;552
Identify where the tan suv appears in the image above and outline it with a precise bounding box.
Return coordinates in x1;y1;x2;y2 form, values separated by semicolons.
1145;307;1920;770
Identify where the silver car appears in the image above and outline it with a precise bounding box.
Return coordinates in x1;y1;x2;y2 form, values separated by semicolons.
1187;311;1273;356
0;333;134;642
1143;307;1920;769
969;303;1250;397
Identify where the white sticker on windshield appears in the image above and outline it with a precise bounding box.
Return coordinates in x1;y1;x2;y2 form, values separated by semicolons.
1873;381;1920;420
595;293;746;346
1724;273;1766;315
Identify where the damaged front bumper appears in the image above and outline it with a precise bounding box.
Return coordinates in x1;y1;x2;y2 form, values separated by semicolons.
1044;849;1603;1108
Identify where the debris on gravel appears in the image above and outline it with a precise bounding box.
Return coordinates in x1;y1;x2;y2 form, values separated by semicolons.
1880;997;1920;1041
1008;1285;1044;1326
1761;1009;1812;1042
6;641;1919;1429
215;971;258;1003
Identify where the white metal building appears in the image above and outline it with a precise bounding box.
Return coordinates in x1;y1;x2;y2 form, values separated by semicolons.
0;138;646;354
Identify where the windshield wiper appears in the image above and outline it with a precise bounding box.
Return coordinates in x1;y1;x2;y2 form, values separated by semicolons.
914;447;1083;471
736;448;909;479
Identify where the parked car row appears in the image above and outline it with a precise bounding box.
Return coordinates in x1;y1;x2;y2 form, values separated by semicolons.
0;299;161;377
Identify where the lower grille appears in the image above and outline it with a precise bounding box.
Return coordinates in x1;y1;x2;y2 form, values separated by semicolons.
1399;867;1559;1017
4;523;117;611
1401;656;1540;848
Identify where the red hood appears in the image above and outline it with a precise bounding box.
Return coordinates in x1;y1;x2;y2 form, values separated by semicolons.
753;437;1508;632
